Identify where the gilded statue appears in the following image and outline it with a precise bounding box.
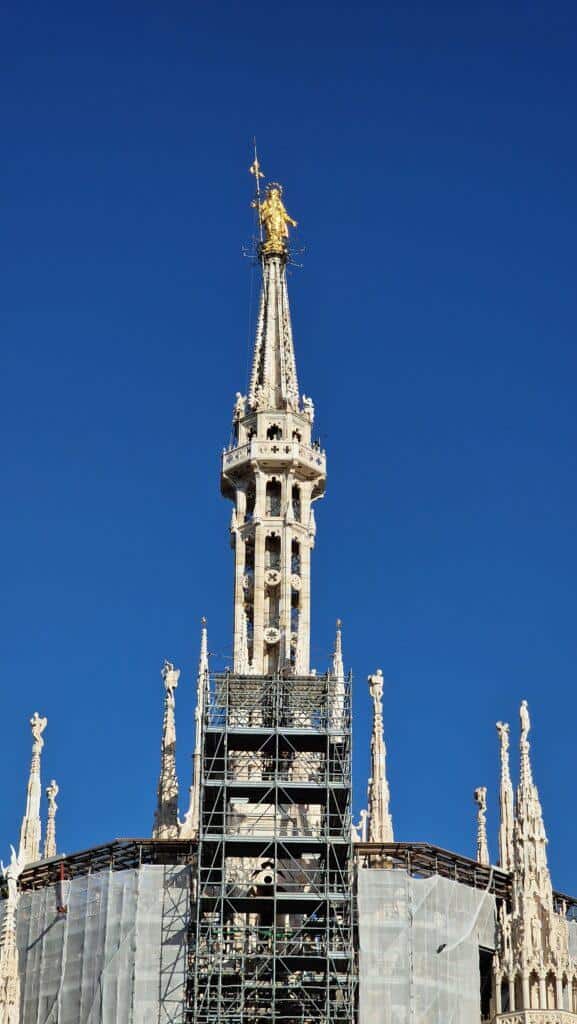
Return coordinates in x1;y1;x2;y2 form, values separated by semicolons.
255;184;297;254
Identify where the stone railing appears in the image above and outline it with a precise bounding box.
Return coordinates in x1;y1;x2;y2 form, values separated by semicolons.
495;1012;577;1023
222;440;326;475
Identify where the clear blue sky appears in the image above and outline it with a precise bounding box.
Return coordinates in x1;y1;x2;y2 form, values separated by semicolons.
2;1;577;889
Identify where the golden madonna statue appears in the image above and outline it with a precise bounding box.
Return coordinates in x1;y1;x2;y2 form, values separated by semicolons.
255;184;297;255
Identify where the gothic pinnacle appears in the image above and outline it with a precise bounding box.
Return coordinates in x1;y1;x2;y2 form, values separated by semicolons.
474;787;490;865
152;660;180;840
43;780;59;859
18;711;47;866
496;721;514;871
181;618;208;838
331;620;344;681
366;670;394;843
0;846;24;1024
496;698;559;1005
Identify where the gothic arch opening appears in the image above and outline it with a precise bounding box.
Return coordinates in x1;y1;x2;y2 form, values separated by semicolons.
266;479;282;517
546;971;557;1009
291;539;301;575
245;484;256;522
266;423;282;440
529;971;540;1009
265;534;281;571
292;484;301;522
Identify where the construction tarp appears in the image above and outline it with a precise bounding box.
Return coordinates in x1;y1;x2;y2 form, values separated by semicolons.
3;863;189;1024
357;867;496;1024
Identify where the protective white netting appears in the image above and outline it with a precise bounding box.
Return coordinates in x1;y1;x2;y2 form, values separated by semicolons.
6;863;189;1024
358;867;496;1024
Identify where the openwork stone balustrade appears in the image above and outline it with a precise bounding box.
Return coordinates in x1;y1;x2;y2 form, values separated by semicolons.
496;1012;577;1023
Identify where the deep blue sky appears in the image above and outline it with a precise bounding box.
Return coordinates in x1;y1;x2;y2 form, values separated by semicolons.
2;1;577;889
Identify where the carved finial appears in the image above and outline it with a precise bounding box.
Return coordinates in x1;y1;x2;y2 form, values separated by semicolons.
181;618;209;838
496;721;514;871
153;661;180;839
43;780;59;859
18;712;47;866
366;670;394;843
474;786;490;865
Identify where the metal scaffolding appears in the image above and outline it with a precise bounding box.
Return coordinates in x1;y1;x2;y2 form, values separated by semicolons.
187;670;355;1023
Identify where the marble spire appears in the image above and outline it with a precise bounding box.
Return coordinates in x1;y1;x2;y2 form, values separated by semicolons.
330;620;345;733
221;174;325;676
514;699;553;910
474;786;490;865
181;619;208;839
331;619;344;681
18;712;47;866
493;700;571;1014
0;847;24;1024
366;670;394;843
496;721;514;871
152;660;180;839
43;780;59;859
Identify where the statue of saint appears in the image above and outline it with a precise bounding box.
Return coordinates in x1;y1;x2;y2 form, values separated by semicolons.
161;659;180;694
256;184;297;254
520;700;531;743
368;669;384;705
496;720;510;754
30;711;47;749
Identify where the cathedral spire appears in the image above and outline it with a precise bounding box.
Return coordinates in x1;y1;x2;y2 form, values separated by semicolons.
366;670;394;843
43;780;59;859
474;786;490;865
496;721;514;871
18;712;47;866
152;660;180;839
221;168;325;676
181;618;208;838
